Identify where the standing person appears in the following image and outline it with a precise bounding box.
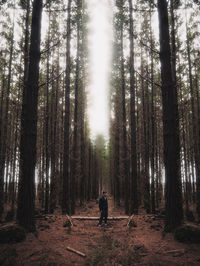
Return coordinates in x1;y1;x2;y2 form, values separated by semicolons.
98;191;108;226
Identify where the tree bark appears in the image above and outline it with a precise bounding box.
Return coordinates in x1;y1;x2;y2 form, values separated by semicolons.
157;0;183;231
17;0;43;230
44;11;51;214
119;0;129;214
186;22;200;219
62;0;72;214
71;0;81;214
128;0;138;214
150;8;155;214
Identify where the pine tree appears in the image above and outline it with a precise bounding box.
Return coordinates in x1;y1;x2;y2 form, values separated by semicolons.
157;0;183;231
17;0;43;230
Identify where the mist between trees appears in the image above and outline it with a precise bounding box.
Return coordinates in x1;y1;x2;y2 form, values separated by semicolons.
0;0;200;232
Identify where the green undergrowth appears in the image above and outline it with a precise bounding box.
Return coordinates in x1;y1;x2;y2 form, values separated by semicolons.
86;233;141;266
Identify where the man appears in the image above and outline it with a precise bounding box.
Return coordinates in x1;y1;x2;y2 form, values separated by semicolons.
98;191;108;226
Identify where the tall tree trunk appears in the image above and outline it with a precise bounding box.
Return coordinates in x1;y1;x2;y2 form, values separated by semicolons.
44;11;51;214
141;51;150;213
0;21;14;219
17;0;43;230
79;1;86;206
71;6;81;213
194;63;200;206
0;62;6;162
62;0;72;214
119;0;129;214
50;59;59;213
150;8;155;214
157;0;183;231
128;0;138;214
11;75;21;214
185;21;200;219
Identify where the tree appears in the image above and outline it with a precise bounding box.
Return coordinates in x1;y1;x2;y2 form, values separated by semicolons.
62;0;72;215
70;0;82;214
128;0;138;214
157;0;183;231
17;0;43;230
0;16;15;220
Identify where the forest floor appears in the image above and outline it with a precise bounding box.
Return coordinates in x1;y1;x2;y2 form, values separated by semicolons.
1;198;200;266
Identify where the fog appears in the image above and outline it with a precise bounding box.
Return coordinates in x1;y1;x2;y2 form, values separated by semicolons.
87;0;113;141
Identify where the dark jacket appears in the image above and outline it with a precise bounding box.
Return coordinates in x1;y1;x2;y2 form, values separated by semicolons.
99;196;108;211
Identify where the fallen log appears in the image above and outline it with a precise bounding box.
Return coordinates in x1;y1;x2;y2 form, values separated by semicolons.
71;216;129;220
66;247;86;258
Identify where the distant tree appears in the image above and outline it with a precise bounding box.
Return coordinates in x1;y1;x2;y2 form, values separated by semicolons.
0;13;15;220
185;12;200;219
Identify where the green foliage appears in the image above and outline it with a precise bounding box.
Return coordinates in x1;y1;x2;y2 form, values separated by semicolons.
87;234;142;266
87;235;119;266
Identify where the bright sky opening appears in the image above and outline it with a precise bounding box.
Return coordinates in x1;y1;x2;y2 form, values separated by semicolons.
87;0;113;141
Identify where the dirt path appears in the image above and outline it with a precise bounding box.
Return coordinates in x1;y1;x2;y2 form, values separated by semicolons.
1;198;200;265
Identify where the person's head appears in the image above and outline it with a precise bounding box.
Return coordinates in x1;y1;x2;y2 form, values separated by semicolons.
102;191;107;197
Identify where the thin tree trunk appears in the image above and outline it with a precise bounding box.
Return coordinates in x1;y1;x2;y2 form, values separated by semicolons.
62;0;72;214
128;0;138;214
50;59;59;213
24;0;30;85
119;0;129;214
141;51;150;213
186;21;200;219
0;21;14;219
71;0;81;214
44;11;51;214
150;8;155;214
